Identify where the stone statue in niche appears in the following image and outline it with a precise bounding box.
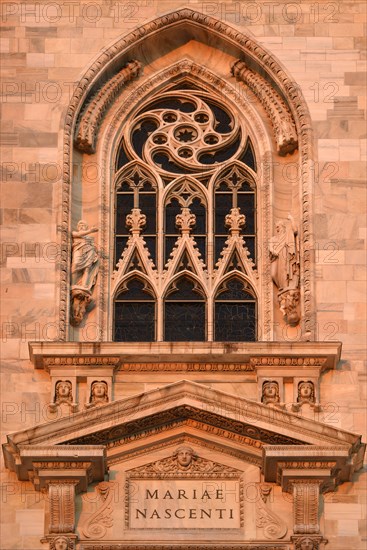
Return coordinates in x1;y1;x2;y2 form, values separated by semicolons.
261;380;282;408
49;535;75;550
269;214;300;326
49;380;77;413
70;220;99;326
292;380;321;412
85;380;109;408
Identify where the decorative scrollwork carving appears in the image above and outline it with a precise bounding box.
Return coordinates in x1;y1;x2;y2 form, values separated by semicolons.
82;482;115;539
256;484;288;540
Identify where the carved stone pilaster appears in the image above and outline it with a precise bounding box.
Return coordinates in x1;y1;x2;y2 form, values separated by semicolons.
48;481;78;533
292;481;321;534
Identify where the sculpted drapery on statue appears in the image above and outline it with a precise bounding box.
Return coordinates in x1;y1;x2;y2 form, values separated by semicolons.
269;215;300;326
70;221;99;326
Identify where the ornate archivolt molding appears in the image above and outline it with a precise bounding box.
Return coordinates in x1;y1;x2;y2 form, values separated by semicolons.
74;60;141;154
60;7;315;340
232;60;298;156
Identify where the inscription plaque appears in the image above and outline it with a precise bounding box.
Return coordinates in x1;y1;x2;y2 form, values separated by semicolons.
126;446;243;531
130;479;240;529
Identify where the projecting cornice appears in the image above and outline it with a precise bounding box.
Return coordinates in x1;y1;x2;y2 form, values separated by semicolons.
28;341;341;371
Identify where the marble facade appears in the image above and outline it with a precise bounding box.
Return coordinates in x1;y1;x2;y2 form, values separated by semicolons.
1;2;366;549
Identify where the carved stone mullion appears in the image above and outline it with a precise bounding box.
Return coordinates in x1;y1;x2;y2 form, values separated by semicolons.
292;481;321;535
48;481;78;534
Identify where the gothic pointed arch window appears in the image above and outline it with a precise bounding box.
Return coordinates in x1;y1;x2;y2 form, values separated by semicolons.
111;85;259;342
114;277;156;342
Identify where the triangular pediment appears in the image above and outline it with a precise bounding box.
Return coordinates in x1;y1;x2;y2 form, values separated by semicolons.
4;380;362;476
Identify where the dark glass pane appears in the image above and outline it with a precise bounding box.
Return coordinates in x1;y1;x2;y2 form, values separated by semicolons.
215;193;232;234
194;237;206;261
214;236;227;263
115;278;154;300
114;302;155;341
215;302;256;341
165;236;178;263
239;139;257;172
169;83;202;91
116;193;134;234
216;278;255;300
139;193;156;233
217;180;230;191
238;180;254;192
132;120;158;157
199;137;241;165
139;98;196;113
180;101;196;113
206;102;232;133
237;194;255;234
166;277;204;301
115;237;128;264
166;199;181;234
190;198;206;233
116;141;130;170
141;179;156;191
144;237;156;264
165;302;205;341
153;152;195;174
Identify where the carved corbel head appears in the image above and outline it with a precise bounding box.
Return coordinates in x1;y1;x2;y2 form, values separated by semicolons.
49;535;75;550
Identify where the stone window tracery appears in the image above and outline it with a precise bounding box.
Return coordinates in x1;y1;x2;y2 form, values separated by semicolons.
112;86;258;342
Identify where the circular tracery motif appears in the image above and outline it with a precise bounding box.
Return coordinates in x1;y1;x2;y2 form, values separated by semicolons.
125;91;245;176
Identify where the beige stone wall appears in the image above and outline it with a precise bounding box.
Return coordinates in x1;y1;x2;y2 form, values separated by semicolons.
1;1;366;548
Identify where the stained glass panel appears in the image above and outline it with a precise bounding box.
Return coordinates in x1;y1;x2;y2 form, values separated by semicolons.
215;302;256;341
114;302;155;341
165;303;205;341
